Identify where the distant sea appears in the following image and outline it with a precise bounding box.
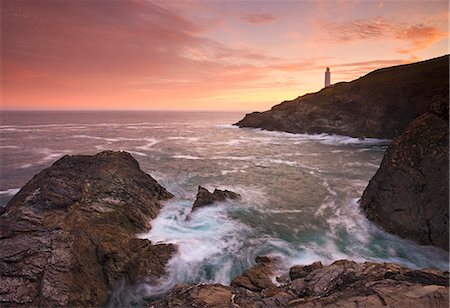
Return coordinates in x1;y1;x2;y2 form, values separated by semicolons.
1;110;448;297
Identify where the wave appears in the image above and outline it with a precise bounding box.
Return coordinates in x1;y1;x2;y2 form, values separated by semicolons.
172;155;203;160
135;138;160;150
314;197;449;271
139;199;252;289
0;145;19;149
252;129;390;146
0;188;20;195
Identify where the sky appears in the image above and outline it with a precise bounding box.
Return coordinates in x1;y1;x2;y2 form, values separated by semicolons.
1;0;449;111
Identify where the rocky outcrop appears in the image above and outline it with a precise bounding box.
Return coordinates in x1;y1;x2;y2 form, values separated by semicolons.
191;186;241;212
231;256;277;292
236;55;449;139
152;258;449;307
360;93;449;250
0;151;175;307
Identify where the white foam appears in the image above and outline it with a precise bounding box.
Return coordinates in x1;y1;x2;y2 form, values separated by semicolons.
0;145;19;149
210;155;256;161
254;129;390;146
167;137;200;142
140;198;251;287
214;124;239;129
127;150;148;157
135;138;160;150
0;188;20;195
172;155;202;160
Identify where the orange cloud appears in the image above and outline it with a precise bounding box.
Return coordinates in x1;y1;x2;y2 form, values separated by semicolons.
395;24;447;54
320;16;448;55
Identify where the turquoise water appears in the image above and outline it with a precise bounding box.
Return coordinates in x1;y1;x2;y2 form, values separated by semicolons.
1;111;448;300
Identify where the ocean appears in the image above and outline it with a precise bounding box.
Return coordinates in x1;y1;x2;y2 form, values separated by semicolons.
1;110;448;299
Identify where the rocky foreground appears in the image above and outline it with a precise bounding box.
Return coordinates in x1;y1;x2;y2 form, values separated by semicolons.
152;257;449;307
0;151;175;307
235;55;449;139
0;151;448;307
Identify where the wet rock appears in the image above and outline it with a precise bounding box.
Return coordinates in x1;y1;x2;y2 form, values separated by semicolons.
289;261;323;280
151;260;449;308
191;186;241;212
231;256;277;291
0;151;175;307
151;284;233;307
235;55;449;139
360;93;449;250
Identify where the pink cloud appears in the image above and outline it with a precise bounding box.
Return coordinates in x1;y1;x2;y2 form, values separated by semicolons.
241;13;276;24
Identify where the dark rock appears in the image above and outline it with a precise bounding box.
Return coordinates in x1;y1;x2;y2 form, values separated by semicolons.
151;284;233;308
289;261;323;280
0;151;175;307
191;186;241;212
231;256;276;291
235;55;449;139
152;260;449;307
360;93;449;250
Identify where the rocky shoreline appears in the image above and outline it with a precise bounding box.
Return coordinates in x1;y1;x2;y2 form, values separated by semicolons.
153;257;449;307
1;150;448;307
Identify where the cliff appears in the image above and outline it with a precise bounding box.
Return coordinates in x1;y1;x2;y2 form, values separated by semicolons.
360;91;449;250
235;55;449;139
0;151;175;307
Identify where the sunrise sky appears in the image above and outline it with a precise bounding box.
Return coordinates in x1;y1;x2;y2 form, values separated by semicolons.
1;0;449;111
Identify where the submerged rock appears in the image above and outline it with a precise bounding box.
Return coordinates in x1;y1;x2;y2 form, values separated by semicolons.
152;259;449;307
360;93;449;250
191;186;241;212
0;151;175;307
235;55;449;139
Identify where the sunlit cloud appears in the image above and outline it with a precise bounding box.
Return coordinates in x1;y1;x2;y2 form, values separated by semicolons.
1;0;448;110
320;16;448;55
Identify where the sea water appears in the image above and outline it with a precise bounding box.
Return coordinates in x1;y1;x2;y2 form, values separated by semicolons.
1;111;448;300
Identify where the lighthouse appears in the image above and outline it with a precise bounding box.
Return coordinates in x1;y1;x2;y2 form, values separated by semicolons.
324;67;331;88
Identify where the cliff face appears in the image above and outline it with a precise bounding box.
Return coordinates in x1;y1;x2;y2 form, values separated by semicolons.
236;55;449;139
0;151;175;307
360;94;449;250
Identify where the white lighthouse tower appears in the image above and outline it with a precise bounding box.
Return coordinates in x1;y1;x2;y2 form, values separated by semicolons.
324;67;331;88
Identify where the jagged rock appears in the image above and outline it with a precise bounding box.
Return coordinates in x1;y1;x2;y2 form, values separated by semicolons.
151;260;449;307
231;256;277;292
360;93;449;250
151;284;233;308
0;151;175;307
289;261;323;280
191;186;241;212
235;55;449;139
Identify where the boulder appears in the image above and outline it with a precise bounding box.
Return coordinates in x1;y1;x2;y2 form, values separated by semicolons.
360;93;449;250
0;151;175;307
191;186;241;212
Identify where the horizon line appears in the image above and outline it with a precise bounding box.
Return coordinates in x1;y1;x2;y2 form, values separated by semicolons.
0;109;255;113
